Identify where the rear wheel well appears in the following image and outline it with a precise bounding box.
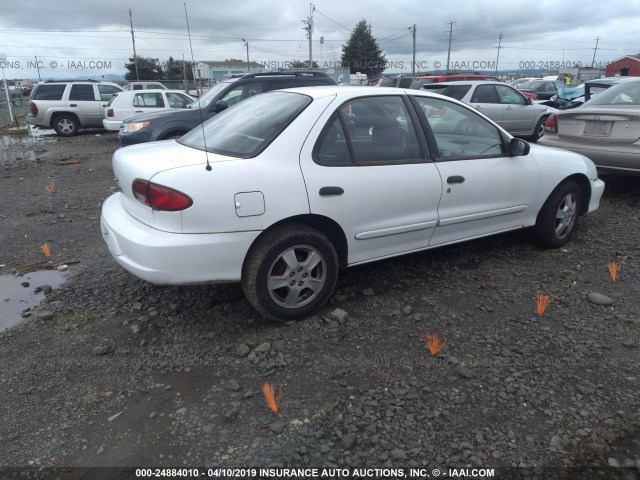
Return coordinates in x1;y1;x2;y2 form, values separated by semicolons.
248;215;348;268
50;112;80;128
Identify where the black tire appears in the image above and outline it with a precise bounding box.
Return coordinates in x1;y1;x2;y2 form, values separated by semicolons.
530;115;548;143
532;180;581;248
52;114;79;137
242;224;339;322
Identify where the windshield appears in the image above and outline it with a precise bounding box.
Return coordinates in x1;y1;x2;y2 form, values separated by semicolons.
585;80;640;106
188;81;236;108
180;91;312;158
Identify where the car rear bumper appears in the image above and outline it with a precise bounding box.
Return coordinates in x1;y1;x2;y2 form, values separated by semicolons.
103;119;122;131
100;193;260;285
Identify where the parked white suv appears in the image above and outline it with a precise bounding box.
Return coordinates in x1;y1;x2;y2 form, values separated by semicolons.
103;89;195;131
27;80;123;136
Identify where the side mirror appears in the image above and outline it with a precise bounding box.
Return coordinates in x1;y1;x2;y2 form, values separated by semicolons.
524;97;532;105
510;137;530;156
212;100;228;112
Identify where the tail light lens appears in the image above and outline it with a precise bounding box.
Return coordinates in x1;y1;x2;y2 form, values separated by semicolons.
107;108;114;117
544;114;557;133
29;101;38;116
132;179;192;211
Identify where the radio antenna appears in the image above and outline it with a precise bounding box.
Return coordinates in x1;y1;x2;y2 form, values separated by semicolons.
184;2;212;171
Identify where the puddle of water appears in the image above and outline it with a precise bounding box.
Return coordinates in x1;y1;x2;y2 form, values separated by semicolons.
0;269;69;331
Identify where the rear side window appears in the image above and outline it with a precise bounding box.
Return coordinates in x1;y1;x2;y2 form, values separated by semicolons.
31;84;66;100
436;85;472;100
69;84;96;101
133;92;165;108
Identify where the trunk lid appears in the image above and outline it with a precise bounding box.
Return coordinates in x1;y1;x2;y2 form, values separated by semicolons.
555;105;640;144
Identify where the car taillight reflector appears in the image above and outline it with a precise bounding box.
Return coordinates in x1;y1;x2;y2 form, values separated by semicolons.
107;108;114;117
544;114;557;133
131;179;192;211
29;101;38;116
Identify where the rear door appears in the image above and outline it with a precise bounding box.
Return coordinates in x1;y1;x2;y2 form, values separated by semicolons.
67;84;102;127
300;94;442;264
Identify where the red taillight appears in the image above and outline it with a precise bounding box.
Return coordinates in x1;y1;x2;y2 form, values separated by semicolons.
29;101;38;116
544;114;557;133
131;179;192;211
107;108;114;117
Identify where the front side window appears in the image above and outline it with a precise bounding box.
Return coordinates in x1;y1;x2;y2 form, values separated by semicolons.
414;96;505;158
221;82;264;107
165;92;192;108
98;84;122;101
69;84;96;101
495;85;525;105
133;92;165;108
180;91;311;158
314;96;423;165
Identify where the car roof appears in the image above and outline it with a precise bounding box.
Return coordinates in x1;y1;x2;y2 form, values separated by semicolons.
119;89;193;94
272;85;466;103
585;76;640;86
422;80;502;86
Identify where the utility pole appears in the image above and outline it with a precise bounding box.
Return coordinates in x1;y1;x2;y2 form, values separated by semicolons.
302;4;315;68
34;55;41;81
591;37;600;67
408;24;416;75
129;8;139;80
445;21;455;73
242;38;250;71
495;32;503;75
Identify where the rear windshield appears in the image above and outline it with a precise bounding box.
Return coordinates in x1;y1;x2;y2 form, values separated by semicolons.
179;91;312;158
31;84;66;100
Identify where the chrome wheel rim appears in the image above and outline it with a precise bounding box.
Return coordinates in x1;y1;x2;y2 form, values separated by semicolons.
267;245;326;309
58;119;75;134
555;192;577;239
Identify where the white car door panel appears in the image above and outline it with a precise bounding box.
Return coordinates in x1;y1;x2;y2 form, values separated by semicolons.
299;95;443;265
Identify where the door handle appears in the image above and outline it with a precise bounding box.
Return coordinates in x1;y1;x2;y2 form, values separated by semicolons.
135;110;143;113
69;103;77;107
319;186;344;196
447;176;465;184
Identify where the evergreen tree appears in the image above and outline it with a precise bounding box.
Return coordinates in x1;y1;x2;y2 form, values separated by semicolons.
341;19;386;78
124;56;164;81
164;57;194;81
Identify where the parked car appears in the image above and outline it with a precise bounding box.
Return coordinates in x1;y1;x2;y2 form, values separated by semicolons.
410;74;501;90
582;76;640;102
127;81;168;91
511;78;537;88
517;79;563;100
103;89;195;131
422;81;550;140
539;78;640;175
118;71;338;146
101;86;604;322
27;80;123;136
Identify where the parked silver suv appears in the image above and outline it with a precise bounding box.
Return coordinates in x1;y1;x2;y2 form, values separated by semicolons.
27;80;123;136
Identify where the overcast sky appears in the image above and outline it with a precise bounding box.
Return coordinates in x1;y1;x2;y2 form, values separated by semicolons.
1;0;640;80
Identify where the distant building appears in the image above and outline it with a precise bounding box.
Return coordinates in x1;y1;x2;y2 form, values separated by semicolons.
194;61;264;83
557;67;604;85
605;55;640;77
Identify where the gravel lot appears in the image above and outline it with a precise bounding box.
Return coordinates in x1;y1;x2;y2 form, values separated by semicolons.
1;124;640;480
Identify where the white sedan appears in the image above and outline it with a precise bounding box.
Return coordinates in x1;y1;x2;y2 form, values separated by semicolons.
102;89;195;131
101;86;605;322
